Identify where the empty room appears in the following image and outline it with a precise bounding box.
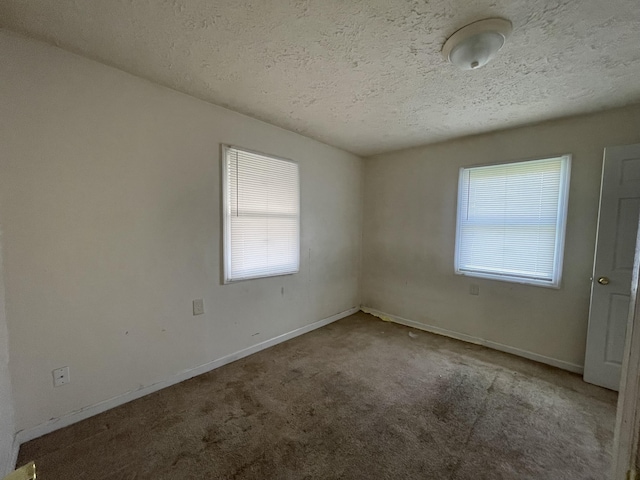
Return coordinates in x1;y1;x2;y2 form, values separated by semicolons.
1;0;640;479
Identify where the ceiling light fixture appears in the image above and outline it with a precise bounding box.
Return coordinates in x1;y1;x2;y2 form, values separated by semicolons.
442;18;512;70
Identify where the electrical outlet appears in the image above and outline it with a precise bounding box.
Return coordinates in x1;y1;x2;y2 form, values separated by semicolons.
469;284;480;295
53;366;70;387
193;299;205;316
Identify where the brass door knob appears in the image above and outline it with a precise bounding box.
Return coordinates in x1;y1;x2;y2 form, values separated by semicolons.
598;276;610;285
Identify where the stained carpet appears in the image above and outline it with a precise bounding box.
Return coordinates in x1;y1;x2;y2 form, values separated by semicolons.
18;312;617;479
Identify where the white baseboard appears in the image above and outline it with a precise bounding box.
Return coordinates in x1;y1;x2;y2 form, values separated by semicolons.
361;306;584;374
14;307;359;448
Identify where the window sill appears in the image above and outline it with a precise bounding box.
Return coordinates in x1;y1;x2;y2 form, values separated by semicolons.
455;270;561;289
224;269;300;284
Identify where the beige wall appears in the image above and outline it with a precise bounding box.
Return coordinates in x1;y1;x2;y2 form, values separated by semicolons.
362;105;640;369
0;29;362;433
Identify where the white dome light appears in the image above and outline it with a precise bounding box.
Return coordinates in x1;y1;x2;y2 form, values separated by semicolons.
442;18;512;70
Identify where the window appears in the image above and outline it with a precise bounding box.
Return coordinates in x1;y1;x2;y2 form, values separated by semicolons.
222;145;300;283
455;155;571;288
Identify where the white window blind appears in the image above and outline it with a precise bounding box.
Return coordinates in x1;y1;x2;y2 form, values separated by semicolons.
455;155;571;287
222;146;300;283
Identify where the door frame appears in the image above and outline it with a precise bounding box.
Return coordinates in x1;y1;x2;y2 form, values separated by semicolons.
612;214;640;479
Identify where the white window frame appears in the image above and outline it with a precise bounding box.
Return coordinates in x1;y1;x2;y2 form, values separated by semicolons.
454;155;572;288
222;145;300;284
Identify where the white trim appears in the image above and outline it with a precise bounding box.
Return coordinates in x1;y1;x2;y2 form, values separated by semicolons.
361;306;584;374
221;144;232;284
555;155;572;289
454;154;572;289
611;206;640;480
14;307;358;446
221;144;301;284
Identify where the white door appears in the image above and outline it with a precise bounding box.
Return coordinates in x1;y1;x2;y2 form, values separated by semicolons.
584;143;640;391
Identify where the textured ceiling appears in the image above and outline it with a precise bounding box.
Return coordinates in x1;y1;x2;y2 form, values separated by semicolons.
1;0;639;156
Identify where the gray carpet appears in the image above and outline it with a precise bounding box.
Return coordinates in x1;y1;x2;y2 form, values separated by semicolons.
18;312;617;479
